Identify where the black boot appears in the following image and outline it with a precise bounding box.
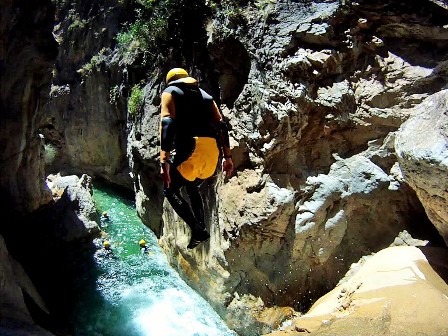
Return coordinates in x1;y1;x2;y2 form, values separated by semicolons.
187;229;210;249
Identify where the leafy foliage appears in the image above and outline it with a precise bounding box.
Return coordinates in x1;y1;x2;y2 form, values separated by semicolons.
128;84;144;115
116;0;210;67
78;48;111;77
136;0;158;9
116;10;167;52
116;1;169;65
44;143;59;166
109;85;120;105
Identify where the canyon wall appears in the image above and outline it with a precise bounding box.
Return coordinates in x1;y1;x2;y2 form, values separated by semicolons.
40;0;131;188
0;0;57;215
1;0;57;334
130;1;448;334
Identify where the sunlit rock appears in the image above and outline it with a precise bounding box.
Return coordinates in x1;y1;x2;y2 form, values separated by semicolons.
152;1;448;334
266;246;448;336
396;90;448;245
46;174;100;241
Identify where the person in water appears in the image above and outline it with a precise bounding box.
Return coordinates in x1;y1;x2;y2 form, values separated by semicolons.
98;240;116;259
160;68;234;249
103;240;111;250
139;239;150;254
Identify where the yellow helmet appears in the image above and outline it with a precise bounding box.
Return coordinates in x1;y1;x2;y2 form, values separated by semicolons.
139;239;146;247
166;68;188;83
103;241;111;249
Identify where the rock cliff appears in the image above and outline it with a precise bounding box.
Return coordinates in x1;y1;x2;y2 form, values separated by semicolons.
40;0;131;188
130;1;448;334
0;0;57;214
0;235;54;336
396;90;448;245
1;0;57;334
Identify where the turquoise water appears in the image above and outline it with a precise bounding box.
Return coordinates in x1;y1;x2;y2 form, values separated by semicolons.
72;185;237;336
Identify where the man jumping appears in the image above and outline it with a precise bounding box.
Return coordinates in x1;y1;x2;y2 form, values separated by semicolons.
159;68;234;249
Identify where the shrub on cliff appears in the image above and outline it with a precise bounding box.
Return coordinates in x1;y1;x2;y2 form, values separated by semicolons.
128;84;144;115
116;0;210;67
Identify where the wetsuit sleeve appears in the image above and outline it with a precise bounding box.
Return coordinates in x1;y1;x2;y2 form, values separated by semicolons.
212;101;232;158
160;92;176;163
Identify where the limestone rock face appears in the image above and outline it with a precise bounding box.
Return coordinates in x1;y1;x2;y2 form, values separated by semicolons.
21;0;447;334
395;90;448;245
40;1;131;189
293;154;416;272
0;0;57;214
46;174;100;241
149;1;448;334
128;81;165;236
266;246;448;336
0;0;445;335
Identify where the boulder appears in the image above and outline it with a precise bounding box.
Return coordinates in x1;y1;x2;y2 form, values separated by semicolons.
266;246;448;336
395;90;448;244
46;174;100;241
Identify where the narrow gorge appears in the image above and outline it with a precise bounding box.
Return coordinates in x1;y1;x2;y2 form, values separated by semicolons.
1;0;448;335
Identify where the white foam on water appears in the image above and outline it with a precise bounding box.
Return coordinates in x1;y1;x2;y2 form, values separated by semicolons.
134;288;233;336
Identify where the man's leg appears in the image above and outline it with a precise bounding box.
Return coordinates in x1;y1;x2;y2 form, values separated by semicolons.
163;167;204;237
184;180;210;248
185;180;205;232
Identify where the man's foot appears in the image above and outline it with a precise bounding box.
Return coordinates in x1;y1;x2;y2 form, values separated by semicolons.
187;230;210;249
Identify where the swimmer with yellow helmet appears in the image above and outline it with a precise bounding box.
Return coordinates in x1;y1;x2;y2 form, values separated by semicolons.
100;211;110;228
98;240;118;259
139;239;150;254
103;240;111;249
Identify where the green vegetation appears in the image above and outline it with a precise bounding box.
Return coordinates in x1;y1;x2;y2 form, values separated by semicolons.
222;5;246;22
211;0;251;6
109;85;120;105
116;1;169;65
255;0;276;10
67;8;89;32
115;0;210;67
44;143;58;166
78;48;111;78
116;15;167;53
128;84;144;115
208;0;252;28
136;0;158;9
